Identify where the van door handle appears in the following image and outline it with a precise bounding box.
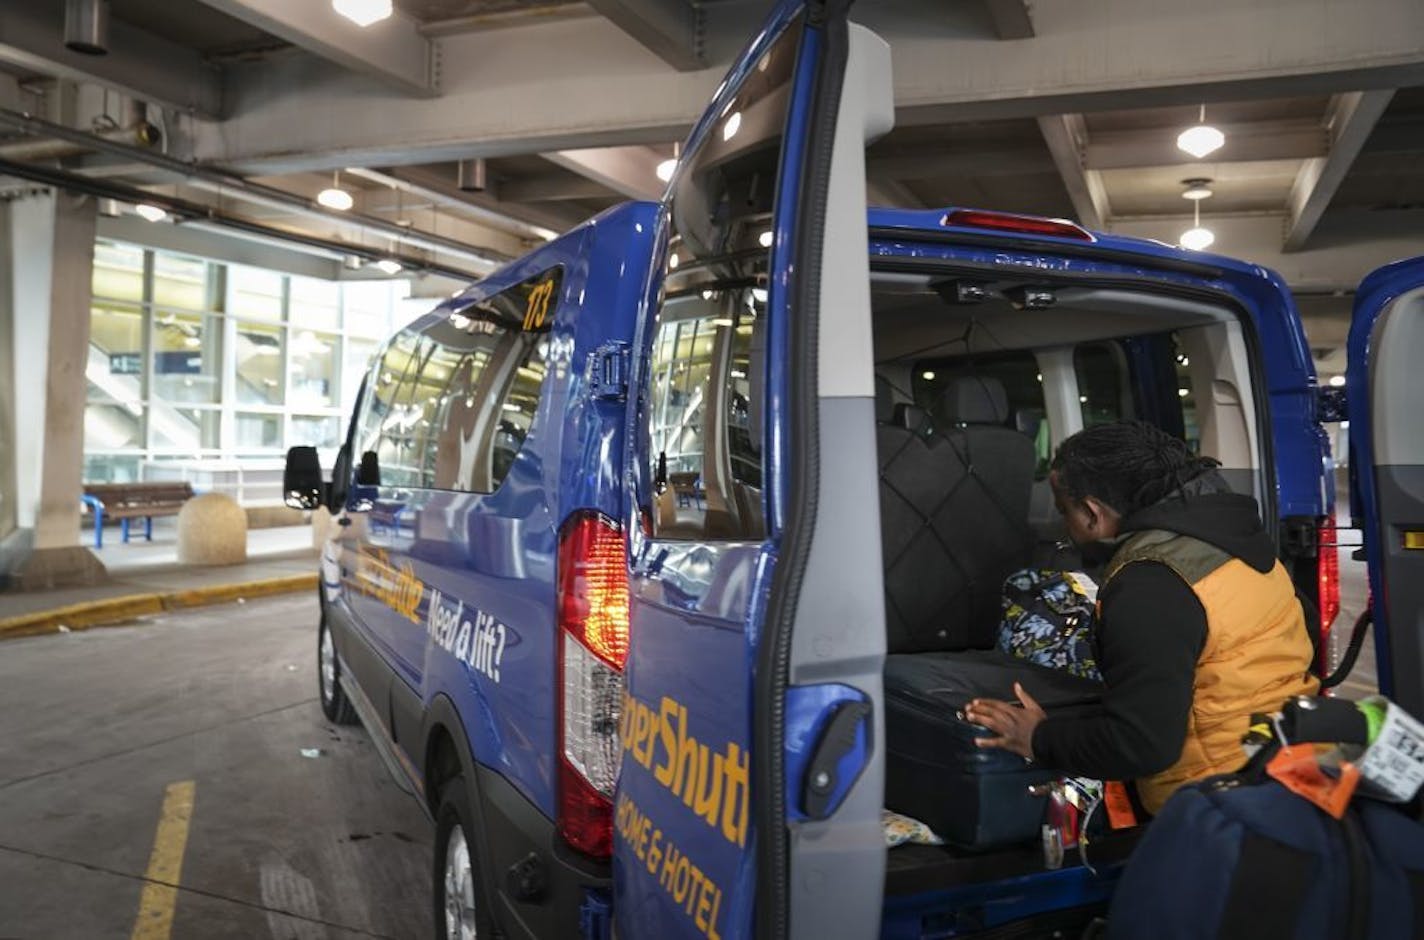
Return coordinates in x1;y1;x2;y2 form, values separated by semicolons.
802;700;871;820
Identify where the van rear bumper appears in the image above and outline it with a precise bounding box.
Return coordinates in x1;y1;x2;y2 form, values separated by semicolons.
475;763;610;940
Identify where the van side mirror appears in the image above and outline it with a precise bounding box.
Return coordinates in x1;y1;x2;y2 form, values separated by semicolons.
284;446;325;509
328;443;352;511
356;451;381;487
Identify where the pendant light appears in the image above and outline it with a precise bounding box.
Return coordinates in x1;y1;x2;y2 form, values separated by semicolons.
1177;105;1225;159
317;170;354;211
1179;192;1214;251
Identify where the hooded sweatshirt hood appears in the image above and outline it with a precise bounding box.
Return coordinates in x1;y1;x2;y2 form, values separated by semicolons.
1118;473;1277;573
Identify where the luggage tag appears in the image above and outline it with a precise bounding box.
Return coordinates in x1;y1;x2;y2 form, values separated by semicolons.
1030;780;1082;869
1354;696;1424;802
1265;743;1360;819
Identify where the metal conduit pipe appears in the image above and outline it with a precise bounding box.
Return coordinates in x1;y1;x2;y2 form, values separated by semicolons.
0;154;486;281
0;107;510;269
0;120;160;162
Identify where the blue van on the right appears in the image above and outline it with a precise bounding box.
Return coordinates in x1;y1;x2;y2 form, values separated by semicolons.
285;3;1424;938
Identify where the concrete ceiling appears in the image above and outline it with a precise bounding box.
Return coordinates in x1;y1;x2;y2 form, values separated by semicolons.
0;0;1420;354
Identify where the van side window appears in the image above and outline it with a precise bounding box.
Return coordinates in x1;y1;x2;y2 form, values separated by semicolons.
647;296;765;540
1074;342;1134;427
1170;332;1201;454
356;267;559;493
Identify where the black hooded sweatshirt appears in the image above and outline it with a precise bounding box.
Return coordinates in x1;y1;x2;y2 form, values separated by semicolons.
1029;486;1284;787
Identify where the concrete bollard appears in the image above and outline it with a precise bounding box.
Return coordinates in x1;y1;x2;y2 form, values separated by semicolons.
176;492;248;566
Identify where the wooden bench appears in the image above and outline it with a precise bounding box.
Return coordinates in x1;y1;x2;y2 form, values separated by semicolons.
80;482;195;549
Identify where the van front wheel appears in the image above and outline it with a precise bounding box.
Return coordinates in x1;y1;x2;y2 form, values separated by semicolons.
317;612;358;725
434;778;493;940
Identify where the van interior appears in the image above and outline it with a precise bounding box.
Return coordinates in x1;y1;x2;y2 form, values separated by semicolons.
866;265;1269;894
645;246;1272;898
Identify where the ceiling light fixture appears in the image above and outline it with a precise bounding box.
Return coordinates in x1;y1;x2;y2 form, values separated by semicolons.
1181;178;1214;201
1177;104;1225;159
723;111;742;142
332;0;392;27
1179;185;1213;252
317;170;354;211
134;203;167;222
373;258;403;275
656;142;681;184
1179;189;1215;251
759;230;773;249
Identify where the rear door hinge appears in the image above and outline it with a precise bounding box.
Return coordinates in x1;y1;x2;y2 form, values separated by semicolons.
588;341;631;401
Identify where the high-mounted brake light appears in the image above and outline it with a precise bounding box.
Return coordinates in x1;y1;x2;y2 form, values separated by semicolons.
941;208;1095;242
556;511;630;858
1317;517;1341;674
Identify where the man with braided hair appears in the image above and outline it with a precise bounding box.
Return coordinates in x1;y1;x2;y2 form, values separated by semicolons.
966;421;1318;814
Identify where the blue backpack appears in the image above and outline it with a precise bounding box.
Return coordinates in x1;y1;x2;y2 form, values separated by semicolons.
1106;771;1424;939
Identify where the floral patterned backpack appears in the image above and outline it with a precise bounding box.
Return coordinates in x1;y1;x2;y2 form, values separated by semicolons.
998;569;1102;681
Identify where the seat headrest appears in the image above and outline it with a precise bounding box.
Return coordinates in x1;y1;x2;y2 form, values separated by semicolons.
940;375;1010;426
1016;407;1045;437
892;403;929;433
875;376;895;424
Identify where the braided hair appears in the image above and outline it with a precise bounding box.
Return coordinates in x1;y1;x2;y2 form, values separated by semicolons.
1051;421;1221;518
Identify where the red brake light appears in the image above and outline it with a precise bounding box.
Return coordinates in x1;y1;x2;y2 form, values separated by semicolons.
558;512;630;670
940;208;1095;242
556;510;629;859
1317;518;1341;673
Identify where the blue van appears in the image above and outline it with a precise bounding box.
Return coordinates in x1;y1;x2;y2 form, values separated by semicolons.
283;2;1424;937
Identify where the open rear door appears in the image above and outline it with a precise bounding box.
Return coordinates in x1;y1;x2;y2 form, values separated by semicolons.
1347;256;1424;716
613;2;893;939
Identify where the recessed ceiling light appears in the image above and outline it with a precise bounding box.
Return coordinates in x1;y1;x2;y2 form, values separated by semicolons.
134;203;167;222
1329;375;1346;388
333;0;392;27
759;230;773;248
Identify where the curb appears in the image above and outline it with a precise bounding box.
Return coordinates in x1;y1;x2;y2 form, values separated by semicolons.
0;573;318;641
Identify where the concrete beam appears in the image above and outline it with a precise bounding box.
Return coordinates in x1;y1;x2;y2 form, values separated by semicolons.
585;0;704;71
1085;120;1328;171
1037;114;1109;229
1283;91;1394;252
866;145;1056;181
0;2;221;117
192;0;1424;172
866;176;924;209
542;147;663;202
499;175;615;203
384;165;589;236
194;0;433;95
984;0;1034;39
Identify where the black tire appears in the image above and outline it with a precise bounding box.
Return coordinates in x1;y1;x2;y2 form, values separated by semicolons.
317;609;358;725
433;777;495;940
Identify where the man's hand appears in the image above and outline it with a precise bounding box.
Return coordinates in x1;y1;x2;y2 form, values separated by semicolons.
964;682;1046;761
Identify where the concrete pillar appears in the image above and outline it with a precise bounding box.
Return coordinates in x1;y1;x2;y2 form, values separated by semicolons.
0;191;107;590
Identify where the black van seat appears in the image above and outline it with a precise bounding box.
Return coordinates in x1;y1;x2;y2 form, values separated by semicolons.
932;375;1038;646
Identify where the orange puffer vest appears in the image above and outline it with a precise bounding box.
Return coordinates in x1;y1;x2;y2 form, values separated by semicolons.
1103;529;1320;814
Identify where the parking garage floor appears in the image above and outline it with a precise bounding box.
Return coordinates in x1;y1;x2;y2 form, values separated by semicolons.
0;593;433;940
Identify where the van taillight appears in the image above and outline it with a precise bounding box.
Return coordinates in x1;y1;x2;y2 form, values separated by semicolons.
1317;518;1341;673
556;511;630;858
940;208;1095;242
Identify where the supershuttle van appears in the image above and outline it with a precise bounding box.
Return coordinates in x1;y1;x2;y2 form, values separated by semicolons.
282;2;1424;937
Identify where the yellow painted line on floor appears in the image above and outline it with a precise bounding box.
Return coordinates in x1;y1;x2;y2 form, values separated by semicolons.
131;780;197;940
0;573;317;640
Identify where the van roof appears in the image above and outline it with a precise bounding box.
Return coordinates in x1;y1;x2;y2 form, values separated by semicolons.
868;205;1267;282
